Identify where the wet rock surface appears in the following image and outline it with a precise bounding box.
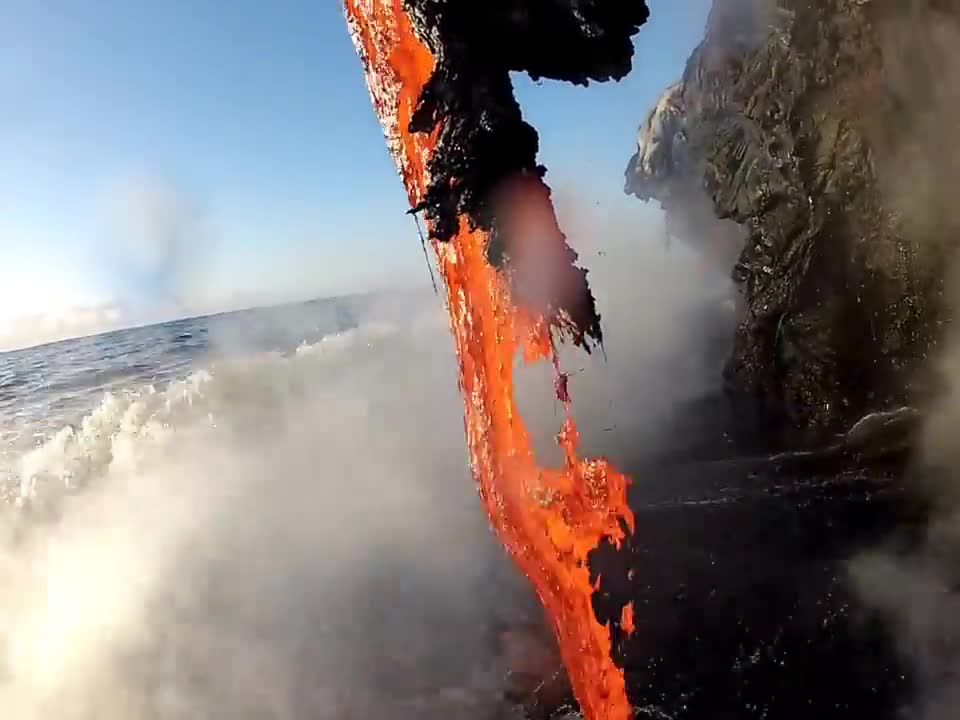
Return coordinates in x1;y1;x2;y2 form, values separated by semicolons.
608;7;960;706
496;392;925;720
503;439;921;720
626;0;960;446
585;407;923;720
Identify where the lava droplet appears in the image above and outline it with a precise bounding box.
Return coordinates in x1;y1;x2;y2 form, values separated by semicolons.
621;602;636;637
343;4;635;719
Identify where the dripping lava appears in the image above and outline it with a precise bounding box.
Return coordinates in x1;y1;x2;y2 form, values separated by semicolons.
343;1;649;719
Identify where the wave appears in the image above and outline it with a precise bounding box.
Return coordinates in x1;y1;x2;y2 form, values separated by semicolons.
14;321;401;513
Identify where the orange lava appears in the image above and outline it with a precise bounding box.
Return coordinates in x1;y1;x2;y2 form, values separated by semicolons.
620;602;636;637
343;3;635;718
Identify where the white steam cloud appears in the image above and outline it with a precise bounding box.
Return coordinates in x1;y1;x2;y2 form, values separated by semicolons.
101;174;209;287
0;194;732;718
847;5;960;719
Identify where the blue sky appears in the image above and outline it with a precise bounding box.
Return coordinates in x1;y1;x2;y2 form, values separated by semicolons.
0;0;712;348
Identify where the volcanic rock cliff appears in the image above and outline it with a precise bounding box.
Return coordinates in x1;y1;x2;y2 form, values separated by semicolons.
626;0;960;447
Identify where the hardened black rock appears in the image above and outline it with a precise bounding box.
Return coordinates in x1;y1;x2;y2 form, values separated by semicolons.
403;0;650;245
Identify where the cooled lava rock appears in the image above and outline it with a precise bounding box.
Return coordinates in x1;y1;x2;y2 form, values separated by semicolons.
626;0;960;446
591;453;918;720
501;436;922;720
404;0;650;243
402;0;650;346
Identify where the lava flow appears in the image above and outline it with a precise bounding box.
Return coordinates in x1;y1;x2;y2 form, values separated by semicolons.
343;3;636;718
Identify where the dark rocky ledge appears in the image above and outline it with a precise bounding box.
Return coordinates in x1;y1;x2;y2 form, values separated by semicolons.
626;0;960;448
404;0;650;244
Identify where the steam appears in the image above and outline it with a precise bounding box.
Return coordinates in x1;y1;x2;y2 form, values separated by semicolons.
0;196;731;718
848;329;960;720
1;314;536;719
0;2;749;716
515;197;735;469
846;5;960;719
851;262;960;720
100;173;214;313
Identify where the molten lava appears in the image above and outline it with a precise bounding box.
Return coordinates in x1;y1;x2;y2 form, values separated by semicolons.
343;3;635;718
620;602;636;637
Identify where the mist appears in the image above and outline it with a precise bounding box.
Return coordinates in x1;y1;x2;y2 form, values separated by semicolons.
515;197;735;470
0;186;735;719
2;313;535;719
851;275;960;720
845;4;960;719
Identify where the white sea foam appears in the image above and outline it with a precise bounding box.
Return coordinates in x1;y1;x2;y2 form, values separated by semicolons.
15;322;400;511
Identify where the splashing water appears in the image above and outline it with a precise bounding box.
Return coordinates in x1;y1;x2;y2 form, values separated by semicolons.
343;3;636;719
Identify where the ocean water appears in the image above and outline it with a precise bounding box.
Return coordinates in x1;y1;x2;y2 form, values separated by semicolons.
0;294;407;505
0;296;366;473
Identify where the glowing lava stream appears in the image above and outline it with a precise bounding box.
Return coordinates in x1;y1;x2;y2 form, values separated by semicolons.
344;3;635;719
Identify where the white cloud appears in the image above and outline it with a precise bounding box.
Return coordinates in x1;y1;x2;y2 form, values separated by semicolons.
0;303;128;352
103;177;194;265
0;218;124;350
